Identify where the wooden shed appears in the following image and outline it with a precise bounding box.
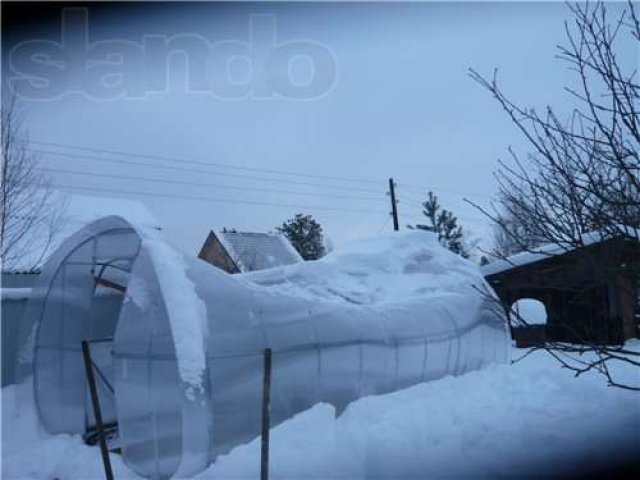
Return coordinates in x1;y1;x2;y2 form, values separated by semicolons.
482;233;640;346
198;230;303;273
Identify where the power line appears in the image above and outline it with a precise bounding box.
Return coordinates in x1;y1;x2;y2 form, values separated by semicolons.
30;140;383;186
395;183;494;201
48;183;383;215
403;213;488;224
29;141;497;202
38;167;388;203
396;192;427;205
394;190;494;223
397;195;490;225
31;149;383;194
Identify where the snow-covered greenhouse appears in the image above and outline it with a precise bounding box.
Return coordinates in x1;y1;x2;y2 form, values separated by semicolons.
17;216;510;478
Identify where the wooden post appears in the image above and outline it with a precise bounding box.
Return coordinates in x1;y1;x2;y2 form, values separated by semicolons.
261;348;273;480
389;178;399;231
82;340;114;480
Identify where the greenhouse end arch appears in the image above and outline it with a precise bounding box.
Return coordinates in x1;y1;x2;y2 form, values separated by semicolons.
18;216;510;478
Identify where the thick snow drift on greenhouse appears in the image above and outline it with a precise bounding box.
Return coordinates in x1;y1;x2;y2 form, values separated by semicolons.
17;216;509;479
247;231;491;306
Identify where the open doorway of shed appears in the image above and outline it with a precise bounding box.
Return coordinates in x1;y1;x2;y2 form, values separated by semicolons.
510;298;547;348
511;298;548;326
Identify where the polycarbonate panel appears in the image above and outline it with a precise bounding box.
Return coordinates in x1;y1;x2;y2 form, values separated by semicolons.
17;217;141;436
113;247;185;478
20;216;510;480
32;231;134;433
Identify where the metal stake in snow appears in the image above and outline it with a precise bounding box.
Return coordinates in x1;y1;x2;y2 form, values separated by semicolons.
81;340;114;480
261;348;272;480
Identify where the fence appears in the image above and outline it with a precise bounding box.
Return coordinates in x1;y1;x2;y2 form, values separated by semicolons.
1;286;31;386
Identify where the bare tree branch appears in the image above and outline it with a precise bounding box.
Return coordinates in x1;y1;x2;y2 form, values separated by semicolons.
468;1;640;390
1;94;65;270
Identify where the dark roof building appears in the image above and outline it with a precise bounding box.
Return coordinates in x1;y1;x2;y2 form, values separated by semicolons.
198;230;303;273
482;231;640;346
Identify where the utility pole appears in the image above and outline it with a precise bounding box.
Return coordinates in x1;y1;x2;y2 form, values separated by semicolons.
388;178;399;231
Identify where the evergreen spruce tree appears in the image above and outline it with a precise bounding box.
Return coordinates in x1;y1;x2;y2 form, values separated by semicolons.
276;213;326;260
409;191;470;258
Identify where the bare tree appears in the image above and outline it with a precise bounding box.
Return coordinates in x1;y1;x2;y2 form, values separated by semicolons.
491;191;547;257
1;95;64;270
468;1;640;389
470;1;639;250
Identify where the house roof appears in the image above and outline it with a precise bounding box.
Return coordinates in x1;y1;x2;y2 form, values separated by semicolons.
3;193;160;273
481;226;639;277
217;231;303;272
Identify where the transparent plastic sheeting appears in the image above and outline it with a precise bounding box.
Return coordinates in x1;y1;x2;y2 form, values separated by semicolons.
18;216;510;479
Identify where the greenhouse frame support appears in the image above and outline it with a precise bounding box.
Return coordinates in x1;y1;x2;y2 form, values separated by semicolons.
82;340;114;480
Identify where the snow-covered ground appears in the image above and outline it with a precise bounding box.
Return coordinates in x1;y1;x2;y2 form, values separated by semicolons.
3;344;639;479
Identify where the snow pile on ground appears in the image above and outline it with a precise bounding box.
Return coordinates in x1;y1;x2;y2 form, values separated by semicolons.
245;231;488;306
1;381;135;480
4;344;638;479
201;344;640;479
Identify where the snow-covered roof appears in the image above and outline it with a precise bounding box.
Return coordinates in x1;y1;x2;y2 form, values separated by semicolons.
217;231;303;272
481;227;639;277
3;193;160;272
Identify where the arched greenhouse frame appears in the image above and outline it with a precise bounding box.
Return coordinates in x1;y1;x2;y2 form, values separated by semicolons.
18;216;510;478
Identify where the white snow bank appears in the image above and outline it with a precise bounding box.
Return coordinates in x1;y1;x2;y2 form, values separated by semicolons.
1;380;136;480
5;344;638;479
205;342;640;478
245;231;488;306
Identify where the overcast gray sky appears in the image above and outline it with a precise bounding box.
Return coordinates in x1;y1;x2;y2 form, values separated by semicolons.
3;1;636;257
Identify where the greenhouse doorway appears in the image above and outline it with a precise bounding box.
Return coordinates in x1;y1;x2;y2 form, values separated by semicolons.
84;258;131;449
20;218;143;450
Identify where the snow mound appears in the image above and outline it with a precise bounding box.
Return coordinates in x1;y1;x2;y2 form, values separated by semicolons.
200;343;640;479
246;231;487;306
